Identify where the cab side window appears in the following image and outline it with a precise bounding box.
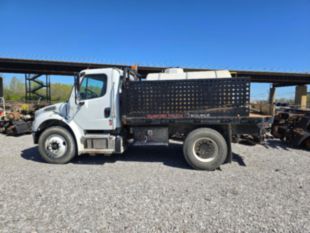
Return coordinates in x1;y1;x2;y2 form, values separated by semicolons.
80;75;107;100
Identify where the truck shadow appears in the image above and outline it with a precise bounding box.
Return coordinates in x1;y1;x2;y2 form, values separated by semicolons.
232;153;246;166
21;145;190;169
238;139;291;151
262;139;290;150
263;139;309;152
21;145;245;169
76;145;192;169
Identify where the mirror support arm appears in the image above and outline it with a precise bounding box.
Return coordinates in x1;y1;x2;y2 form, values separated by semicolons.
74;73;80;105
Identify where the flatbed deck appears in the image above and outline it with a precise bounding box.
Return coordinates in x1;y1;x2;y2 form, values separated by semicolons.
122;114;271;126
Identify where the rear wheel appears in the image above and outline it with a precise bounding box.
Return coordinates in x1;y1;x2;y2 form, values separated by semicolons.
38;126;76;164
183;128;227;170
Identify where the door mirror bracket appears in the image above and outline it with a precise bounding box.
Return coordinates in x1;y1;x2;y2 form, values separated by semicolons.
74;73;81;105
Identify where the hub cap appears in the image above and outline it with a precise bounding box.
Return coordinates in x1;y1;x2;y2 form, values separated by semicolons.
45;134;67;158
193;138;218;162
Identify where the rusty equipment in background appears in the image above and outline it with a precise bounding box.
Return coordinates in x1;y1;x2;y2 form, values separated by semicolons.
0;75;50;136
271;109;310;150
0;101;46;136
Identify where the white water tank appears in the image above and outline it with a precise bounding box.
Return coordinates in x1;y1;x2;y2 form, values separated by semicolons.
164;68;185;74
146;68;231;80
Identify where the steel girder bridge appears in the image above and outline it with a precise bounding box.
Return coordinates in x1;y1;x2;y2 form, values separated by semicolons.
0;57;309;108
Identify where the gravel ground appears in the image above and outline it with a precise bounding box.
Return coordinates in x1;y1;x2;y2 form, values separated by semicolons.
0;134;309;233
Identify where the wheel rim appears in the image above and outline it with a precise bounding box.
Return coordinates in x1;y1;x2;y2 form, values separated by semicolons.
45;134;67;159
192;137;218;162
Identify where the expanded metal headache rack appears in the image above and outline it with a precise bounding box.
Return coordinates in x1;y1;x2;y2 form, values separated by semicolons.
122;77;250;118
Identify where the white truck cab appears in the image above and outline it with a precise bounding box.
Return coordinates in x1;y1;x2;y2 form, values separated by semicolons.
32;68;125;161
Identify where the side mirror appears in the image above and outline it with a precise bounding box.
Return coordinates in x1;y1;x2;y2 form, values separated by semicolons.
74;74;80;91
74;74;81;105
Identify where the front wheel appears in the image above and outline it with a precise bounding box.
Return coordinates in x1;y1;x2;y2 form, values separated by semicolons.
38;126;76;164
183;128;228;170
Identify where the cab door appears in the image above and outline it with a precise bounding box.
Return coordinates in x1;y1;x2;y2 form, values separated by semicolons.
73;71;114;130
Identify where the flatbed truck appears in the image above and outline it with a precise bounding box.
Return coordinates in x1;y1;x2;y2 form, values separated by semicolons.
32;68;269;170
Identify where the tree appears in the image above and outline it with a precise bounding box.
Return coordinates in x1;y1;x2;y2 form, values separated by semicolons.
5;77;24;101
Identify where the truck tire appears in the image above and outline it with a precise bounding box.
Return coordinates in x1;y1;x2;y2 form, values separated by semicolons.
38;126;76;164
183;128;227;170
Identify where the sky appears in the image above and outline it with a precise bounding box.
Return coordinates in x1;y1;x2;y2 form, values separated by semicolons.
0;0;309;100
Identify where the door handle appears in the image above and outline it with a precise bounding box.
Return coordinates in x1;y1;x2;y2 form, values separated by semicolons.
104;107;111;118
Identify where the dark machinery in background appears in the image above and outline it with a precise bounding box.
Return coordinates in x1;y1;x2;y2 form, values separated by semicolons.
25;74;51;103
0;72;51;136
272;109;310;149
0;110;33;135
0;76;39;136
0;101;34;136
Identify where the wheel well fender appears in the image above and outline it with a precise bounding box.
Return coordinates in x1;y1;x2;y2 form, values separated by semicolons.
34;120;77;150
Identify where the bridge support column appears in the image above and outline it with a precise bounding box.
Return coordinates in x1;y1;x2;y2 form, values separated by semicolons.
268;85;276;115
295;85;307;109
